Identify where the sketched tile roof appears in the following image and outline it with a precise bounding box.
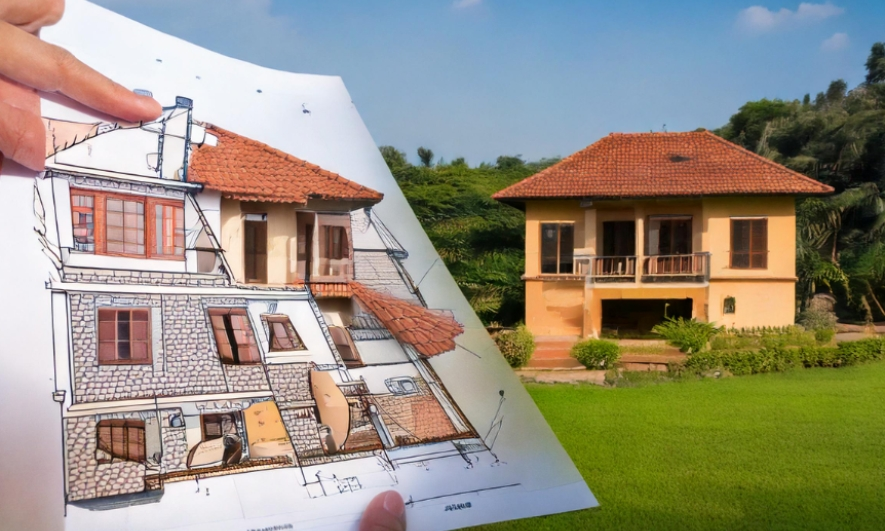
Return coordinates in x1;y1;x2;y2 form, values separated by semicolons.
189;126;384;205
493;131;834;201
350;282;463;357
43;118;99;157
309;282;353;299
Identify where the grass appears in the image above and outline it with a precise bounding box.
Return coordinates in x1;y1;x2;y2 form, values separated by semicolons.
471;362;885;530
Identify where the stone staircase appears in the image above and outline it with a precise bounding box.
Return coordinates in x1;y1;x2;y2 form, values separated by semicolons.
527;336;583;369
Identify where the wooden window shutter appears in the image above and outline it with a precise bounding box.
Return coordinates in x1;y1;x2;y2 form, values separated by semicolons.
97;423;112;454
230;309;261;363
97;309;117;363
209;309;235;363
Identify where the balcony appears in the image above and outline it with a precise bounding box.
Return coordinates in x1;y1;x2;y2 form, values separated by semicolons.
574;252;710;285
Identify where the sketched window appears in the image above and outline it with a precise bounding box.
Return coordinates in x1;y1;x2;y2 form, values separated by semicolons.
385;377;419;395
208;308;262;364
96;419;146;463
731;218;768;269
323;225;347;260
71;193;95;252
106;197;145;255
98;308;151;365
540;223;575;274
262;314;305;351
329;326;362;367
153;202;185;257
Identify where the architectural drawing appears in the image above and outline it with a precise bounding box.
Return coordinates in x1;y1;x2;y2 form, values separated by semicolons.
36;97;493;510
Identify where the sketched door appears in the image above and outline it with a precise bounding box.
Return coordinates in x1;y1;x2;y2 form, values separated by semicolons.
244;214;268;283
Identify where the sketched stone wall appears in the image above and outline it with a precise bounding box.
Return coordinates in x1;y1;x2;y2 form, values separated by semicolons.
70;292;260;403
279;408;324;460
224;364;271;393
353;251;418;301
65;416;146;502
62;269;229;287
160;410;188;472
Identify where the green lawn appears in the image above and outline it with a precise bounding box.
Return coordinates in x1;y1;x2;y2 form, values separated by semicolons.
473;362;885;531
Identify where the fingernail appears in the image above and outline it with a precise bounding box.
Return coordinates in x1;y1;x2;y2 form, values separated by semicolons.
382;491;405;518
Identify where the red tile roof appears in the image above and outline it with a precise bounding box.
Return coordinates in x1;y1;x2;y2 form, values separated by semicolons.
309;282;353;299
493;131;834;202
189;126;383;204
350;282;464;357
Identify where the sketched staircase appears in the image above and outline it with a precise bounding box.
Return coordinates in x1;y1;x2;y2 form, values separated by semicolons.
527;336;582;369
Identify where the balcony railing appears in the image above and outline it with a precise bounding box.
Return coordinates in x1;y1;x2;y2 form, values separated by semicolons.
574;252;710;284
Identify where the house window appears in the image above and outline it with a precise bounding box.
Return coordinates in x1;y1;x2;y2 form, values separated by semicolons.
329;326;362;366
71;193;95;252
96;419;146;463
262;315;305;351
153;203;185;257
724;296;736;314
69;189;184;260
208;308;261;364
201;413;238;441
731;218;768;269
540;223;574;274
97;308;151;364
385;377;418;395
323;226;347;260
648;216;692;255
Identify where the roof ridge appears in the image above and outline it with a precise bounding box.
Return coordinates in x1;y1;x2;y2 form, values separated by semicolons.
492;137;608;199
700;130;834;193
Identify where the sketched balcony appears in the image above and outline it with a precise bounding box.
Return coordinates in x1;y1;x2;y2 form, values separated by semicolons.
642;253;710;283
574;255;637;284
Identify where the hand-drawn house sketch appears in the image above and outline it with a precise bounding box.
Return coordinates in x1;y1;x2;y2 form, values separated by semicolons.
37;97;489;509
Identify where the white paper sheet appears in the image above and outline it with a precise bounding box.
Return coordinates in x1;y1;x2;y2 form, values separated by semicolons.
0;2;596;530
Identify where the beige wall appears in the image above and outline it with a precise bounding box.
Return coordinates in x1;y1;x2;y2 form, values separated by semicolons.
707;280;796;329
702;196;796;280
220;199;298;285
522;196;798;336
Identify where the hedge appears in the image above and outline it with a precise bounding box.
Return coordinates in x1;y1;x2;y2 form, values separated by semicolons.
572;339;620;369
683;338;885;376
495;325;536;368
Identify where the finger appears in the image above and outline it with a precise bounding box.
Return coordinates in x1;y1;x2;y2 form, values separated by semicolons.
0;99;47;171
0;74;41;116
0;20;162;123
359;491;406;531
0;0;65;33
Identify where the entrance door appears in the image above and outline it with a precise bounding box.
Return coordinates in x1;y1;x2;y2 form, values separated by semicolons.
648;216;692;255
602;221;636;256
244;215;267;283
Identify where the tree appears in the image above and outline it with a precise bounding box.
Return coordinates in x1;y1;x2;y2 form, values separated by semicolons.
379;146;408;170
417;147;434;167
826;79;847;104
495;155;524;170
865;42;885;85
803;93;811;106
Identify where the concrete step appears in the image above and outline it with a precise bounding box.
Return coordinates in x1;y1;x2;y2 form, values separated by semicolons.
532;347;573;359
526;357;584;369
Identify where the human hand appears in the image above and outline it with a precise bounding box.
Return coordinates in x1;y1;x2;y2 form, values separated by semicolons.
360;490;407;531
0;0;162;171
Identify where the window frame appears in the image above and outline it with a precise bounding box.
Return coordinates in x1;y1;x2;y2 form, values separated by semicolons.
540;222;575;275
96;419;146;464
208;307;262;365
97;308;152;365
328;325;363;367
70;188;186;261
730;217;768;270
261;314;306;352
150;199;186;259
71;192;96;252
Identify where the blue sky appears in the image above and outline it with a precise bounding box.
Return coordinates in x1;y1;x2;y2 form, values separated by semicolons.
92;0;884;166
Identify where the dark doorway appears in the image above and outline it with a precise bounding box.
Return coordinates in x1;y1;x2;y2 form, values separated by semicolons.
648;217;692;255
244;216;267;283
297;212;315;281
602;298;693;335
602;221;636;256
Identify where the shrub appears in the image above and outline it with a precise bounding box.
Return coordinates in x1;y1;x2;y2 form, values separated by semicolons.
683;338;885;375
815;328;836;345
571;339;620;369
652;317;722;354
494;325;536;368
797;307;838;331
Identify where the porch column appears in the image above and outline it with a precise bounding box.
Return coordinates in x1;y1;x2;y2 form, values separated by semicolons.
634;205;645;281
583;208;597;254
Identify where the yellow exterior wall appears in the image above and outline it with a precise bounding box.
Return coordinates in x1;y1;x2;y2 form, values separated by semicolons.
522;196;798;337
702;196;796;281
707;280;796;329
219;199;298;285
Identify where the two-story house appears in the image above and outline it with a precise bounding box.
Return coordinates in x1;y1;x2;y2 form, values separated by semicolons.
493;131;833;343
37;97;480;508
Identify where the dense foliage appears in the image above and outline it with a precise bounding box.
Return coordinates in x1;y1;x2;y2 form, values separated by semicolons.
386;42;885;326
684;337;885;375
571;339;621;369
652;317;723;353
381;146;559;325
716;42;885;322
493;325;536;368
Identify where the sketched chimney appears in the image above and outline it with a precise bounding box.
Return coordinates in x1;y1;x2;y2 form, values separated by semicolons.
157;96;194;181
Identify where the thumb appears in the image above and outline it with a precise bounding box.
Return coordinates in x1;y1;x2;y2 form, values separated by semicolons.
359;490;406;531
